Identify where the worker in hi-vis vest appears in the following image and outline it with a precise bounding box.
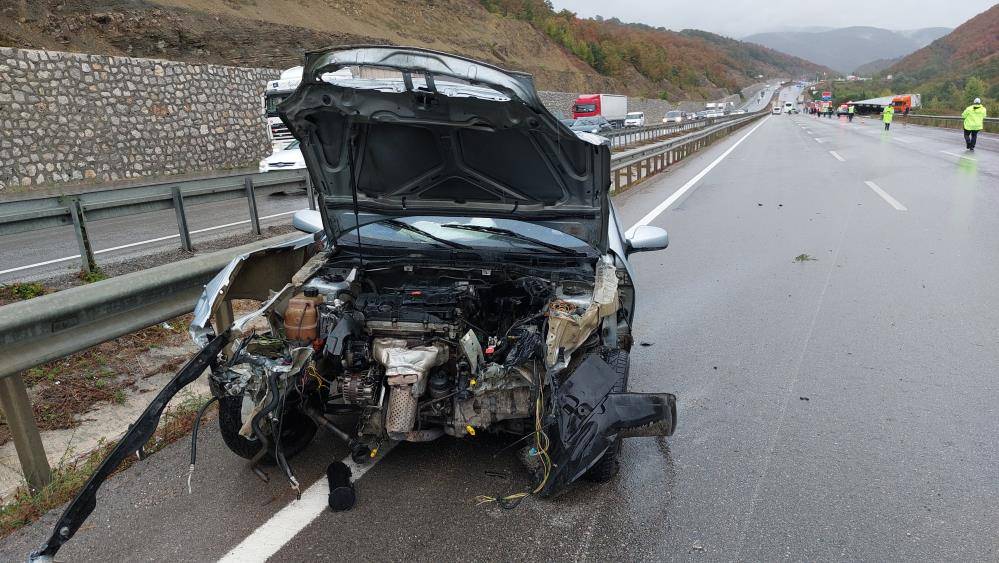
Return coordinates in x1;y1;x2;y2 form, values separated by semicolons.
847;103;855;122
962;97;987;151
882;104;894;131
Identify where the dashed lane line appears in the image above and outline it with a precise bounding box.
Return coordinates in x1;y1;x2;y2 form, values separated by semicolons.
864;180;908;211
940;150;977;161
829;151;846;162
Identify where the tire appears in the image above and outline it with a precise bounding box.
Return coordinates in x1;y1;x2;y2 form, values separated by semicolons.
583;348;629;483
218;394;318;461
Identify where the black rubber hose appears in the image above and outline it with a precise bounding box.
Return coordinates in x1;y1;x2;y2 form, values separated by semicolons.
249;371;282;468
273;385;299;493
189;396;219;467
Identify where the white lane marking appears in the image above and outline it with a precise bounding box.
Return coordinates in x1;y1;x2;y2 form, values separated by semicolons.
864;181;908;211
829;151;846;162
0;210;297;276
940;150;977;161
891;136;914;144
626;116;770;235
814;138;825;143
219;442;396;563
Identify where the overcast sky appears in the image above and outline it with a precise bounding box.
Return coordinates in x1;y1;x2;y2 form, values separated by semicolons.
550;0;996;37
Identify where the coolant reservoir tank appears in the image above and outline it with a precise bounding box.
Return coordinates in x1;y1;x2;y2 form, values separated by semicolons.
284;287;323;341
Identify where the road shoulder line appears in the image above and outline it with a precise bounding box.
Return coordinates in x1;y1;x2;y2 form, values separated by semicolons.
218;442;397;563
626;116;770;234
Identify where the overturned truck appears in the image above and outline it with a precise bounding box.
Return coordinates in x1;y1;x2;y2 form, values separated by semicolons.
31;46;677;560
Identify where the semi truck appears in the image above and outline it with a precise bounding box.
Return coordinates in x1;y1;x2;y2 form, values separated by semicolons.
572;93;628;127
890;94;921;114
264;66;352;152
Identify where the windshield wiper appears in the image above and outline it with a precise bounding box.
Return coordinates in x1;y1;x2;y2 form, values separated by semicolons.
439;224;585;256
384;220;473;250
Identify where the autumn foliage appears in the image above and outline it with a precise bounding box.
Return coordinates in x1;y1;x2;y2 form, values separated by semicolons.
480;0;830;98
885;4;999;111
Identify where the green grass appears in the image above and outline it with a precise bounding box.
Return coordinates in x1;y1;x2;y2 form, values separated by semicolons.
1;282;47;301
793;253;817;262
78;269;108;284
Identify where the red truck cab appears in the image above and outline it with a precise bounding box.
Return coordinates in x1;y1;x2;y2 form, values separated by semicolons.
573;94;601;118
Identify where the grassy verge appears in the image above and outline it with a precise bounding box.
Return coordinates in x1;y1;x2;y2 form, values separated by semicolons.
0;316;193;446
0;393;213;538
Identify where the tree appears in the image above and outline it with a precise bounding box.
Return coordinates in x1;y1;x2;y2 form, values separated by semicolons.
963;76;986;103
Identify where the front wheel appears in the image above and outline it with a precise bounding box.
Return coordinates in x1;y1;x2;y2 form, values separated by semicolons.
218;394;318;462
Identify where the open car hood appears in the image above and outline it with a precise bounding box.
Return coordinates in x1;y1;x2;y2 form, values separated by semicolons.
279;46;611;251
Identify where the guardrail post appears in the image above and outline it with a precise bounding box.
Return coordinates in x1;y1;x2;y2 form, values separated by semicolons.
172;187;193;252
0;374;52;491
244;177;261;236
68;197;97;274
305;173;316;211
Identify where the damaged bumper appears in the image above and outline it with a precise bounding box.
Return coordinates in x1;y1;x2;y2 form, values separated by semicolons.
539;353;677;497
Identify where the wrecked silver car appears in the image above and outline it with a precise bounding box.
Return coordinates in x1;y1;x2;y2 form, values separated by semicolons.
31;46;675;560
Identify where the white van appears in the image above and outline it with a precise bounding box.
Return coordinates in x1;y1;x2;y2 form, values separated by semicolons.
772;104;782;114
624;111;646;127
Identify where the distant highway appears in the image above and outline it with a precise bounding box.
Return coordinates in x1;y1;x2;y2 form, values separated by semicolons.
4;87;997;561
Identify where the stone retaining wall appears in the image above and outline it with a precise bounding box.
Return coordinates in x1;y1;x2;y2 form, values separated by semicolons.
0;47;278;191
0;46;749;192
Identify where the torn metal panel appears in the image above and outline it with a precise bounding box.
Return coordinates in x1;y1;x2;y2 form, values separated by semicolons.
545;259;619;367
189;233;318;347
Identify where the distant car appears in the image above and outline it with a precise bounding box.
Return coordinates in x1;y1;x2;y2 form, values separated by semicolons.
258;140;305;172
569;116;614;134
730;109;747;115
624;111;646;128
662;110;683;124
836;104;850;116
771;106;782;115
702;109;725;118
695;110;709;119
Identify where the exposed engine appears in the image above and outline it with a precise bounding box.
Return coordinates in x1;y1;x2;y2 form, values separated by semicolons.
212;260;610;459
200;254;674;503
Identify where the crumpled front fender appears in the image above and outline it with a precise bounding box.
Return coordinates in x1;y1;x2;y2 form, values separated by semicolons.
189;233;320;347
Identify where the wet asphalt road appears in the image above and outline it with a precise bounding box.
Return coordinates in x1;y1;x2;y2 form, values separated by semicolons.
3;91;998;561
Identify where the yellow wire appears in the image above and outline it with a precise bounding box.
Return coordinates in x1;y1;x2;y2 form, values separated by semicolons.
477;373;552;507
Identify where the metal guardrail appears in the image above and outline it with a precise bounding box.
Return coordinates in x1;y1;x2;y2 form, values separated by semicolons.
905;114;999;134
609;111;767;192
0;233;305;491
0;168;313;273
603;113;749;149
0;106;769;492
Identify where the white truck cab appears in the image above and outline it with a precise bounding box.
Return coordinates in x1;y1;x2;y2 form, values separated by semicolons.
264;66;352;153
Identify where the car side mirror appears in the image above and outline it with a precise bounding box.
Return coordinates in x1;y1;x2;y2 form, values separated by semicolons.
292;209;323;234
626;225;669;253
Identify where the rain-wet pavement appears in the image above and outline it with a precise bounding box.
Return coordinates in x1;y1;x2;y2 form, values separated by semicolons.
3;92;998;561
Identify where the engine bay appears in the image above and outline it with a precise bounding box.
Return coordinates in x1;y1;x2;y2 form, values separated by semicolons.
214;261;605;454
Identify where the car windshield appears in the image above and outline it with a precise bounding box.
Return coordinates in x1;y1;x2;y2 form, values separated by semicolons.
573;118;600;126
335;216;594;255
627;112;643;118
574;103;596;113
666;111;681;117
